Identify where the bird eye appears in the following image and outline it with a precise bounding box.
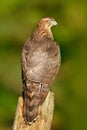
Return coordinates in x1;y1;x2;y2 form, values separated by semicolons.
48;19;52;24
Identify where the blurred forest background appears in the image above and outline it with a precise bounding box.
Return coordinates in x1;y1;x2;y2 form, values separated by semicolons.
0;0;87;130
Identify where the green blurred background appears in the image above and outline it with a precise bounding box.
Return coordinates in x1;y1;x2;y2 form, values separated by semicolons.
0;0;87;130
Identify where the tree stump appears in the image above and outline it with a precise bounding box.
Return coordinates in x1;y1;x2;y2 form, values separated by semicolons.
13;91;54;130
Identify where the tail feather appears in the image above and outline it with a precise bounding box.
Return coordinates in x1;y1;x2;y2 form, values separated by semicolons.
23;80;40;124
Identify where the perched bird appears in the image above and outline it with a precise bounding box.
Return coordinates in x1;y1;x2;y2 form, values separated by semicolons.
21;17;61;125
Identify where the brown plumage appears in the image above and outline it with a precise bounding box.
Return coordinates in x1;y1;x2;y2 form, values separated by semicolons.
21;17;61;125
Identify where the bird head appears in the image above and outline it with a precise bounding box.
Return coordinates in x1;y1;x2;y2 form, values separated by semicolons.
38;17;58;29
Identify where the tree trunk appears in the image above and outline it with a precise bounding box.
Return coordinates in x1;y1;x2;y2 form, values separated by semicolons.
13;91;54;130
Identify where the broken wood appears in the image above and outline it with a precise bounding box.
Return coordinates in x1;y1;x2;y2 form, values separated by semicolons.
13;91;54;130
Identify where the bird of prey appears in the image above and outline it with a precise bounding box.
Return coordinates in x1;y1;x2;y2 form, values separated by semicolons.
21;17;61;125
